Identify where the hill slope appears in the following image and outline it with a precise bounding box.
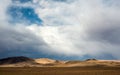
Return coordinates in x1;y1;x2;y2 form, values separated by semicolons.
0;57;120;67
0;56;37;66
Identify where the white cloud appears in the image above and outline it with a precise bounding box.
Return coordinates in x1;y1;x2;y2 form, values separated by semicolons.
0;0;50;58
0;0;120;59
0;0;11;23
31;0;120;59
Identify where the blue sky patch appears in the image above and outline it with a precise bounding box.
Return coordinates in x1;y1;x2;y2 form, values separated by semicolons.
12;0;32;3
8;0;42;25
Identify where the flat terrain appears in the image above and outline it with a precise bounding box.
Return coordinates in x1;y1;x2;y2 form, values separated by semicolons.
0;67;120;75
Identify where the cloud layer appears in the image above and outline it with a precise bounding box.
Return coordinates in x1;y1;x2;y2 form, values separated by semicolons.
0;0;120;59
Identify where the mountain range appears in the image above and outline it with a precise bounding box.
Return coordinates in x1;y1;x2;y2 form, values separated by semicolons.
0;56;120;67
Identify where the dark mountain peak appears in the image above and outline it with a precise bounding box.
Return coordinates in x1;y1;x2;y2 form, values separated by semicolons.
85;58;97;61
0;56;34;65
65;60;82;64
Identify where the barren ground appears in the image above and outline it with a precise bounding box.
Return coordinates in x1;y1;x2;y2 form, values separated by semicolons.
0;67;120;75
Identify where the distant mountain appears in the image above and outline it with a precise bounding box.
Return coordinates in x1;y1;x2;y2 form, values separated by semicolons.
0;56;120;67
0;56;36;65
85;59;97;61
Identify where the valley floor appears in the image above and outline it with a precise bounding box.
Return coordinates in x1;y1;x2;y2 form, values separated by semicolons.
0;67;120;75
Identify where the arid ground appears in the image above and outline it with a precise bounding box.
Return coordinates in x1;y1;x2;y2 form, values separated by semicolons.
0;67;120;75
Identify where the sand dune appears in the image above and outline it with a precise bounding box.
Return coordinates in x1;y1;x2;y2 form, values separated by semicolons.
35;58;56;64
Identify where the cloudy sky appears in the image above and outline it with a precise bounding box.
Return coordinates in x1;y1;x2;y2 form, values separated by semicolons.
0;0;120;60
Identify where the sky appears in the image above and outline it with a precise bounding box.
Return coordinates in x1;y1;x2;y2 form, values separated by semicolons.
0;0;120;60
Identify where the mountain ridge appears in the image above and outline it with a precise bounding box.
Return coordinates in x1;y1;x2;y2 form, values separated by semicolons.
0;56;120;67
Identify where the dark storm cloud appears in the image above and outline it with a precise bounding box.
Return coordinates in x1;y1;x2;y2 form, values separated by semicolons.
0;25;44;51
88;26;120;45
